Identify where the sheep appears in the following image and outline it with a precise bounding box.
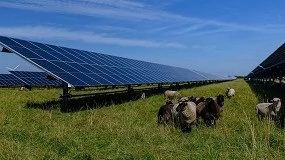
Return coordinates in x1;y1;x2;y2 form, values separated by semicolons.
256;98;282;121
171;103;180;128
19;86;31;91
175;101;197;132
214;95;225;113
164;90;182;102
198;95;225;126
225;87;235;98
141;92;146;99
157;100;174;126
19;86;26;91
194;97;207;124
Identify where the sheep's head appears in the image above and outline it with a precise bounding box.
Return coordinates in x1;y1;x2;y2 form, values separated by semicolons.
165;100;173;105
216;95;225;107
272;98;281;103
187;96;197;103
176;102;187;112
271;98;281;112
271;98;281;105
196;97;205;104
179;97;189;103
205;98;213;105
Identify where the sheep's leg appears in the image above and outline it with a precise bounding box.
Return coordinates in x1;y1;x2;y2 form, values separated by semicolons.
257;114;261;121
213;119;217;127
196;118;200;126
157;115;164;127
204;119;211;127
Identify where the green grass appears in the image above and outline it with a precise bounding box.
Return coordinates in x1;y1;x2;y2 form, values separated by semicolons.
0;79;285;159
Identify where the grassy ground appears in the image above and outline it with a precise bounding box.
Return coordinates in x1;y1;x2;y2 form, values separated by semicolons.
0;79;284;159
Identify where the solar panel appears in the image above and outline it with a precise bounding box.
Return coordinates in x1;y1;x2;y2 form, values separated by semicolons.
10;71;62;86
193;70;229;80
0;36;222;87
0;74;25;86
248;43;285;77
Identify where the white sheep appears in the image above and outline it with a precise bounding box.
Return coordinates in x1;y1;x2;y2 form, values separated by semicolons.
256;98;281;121
164;90;182;102
225;87;235;98
175;101;197;132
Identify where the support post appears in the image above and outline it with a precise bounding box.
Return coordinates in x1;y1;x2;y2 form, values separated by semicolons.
61;82;69;112
187;82;190;88
279;71;282;84
175;82;179;89
158;83;162;90
127;85;133;99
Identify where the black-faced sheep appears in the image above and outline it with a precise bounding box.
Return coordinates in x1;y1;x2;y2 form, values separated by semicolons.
225;87;235;98
256;98;281;121
175;101;197;132
164;90;182;102
157;101;174;126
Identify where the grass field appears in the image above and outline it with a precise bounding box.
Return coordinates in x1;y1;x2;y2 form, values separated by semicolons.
0;79;285;159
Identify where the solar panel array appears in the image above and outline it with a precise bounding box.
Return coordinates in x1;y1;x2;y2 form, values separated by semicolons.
0;74;24;86
192;70;231;81
0;36;230;87
10;71;61;86
248;43;285;77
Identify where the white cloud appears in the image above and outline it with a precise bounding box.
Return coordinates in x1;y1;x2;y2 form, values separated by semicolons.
1;0;284;37
169;23;208;35
85;25;136;32
0;0;189;21
0;26;186;48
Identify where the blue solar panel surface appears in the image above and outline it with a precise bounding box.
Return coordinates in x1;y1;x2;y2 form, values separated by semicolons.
10;71;62;86
0;74;25;86
0;36;226;87
248;43;285;77
193;70;228;80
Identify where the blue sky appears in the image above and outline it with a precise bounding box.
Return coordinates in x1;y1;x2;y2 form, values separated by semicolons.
0;0;285;76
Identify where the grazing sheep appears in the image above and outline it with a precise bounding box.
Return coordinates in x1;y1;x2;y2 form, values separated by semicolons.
256;98;282;121
141;92;146;99
19;86;30;91
164;90;182;102
214;95;225;113
157;101;174;126
20;87;26;91
225;87;235;98
175;101;197;132
171;103;180;128
199;95;225;126
194;97;207;124
196;98;212;125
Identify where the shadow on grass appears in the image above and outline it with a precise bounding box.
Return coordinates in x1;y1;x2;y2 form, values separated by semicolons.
25;81;226;113
246;80;285;128
26;89;154;112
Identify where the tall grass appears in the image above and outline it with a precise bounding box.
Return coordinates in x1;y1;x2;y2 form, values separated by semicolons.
0;79;284;159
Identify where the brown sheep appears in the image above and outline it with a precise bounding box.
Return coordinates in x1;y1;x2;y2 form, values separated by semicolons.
157;101;174;126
